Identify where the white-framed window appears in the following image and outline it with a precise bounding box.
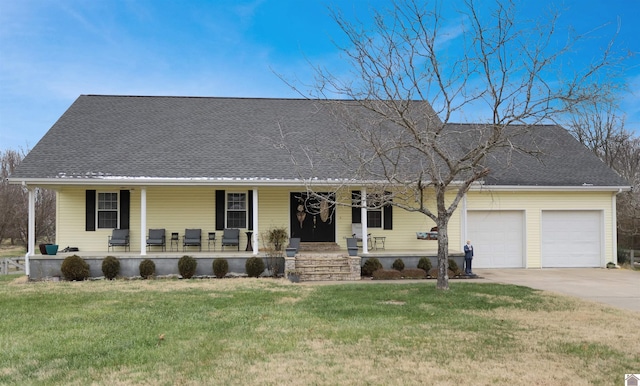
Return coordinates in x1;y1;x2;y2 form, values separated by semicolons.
97;192;118;229
226;192;247;228
366;192;386;228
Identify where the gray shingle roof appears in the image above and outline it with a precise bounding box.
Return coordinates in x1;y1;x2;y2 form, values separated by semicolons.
10;95;629;187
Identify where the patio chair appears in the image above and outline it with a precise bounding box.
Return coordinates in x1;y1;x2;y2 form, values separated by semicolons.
108;229;130;252
207;232;217;251
221;228;240;251
146;228;166;251
183;229;202;251
351;223;371;247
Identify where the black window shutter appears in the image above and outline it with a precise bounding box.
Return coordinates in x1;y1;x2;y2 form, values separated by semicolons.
383;204;393;230
120;190;130;229
247;190;253;230
215;190;225;230
351;191;361;223
85;190;96;231
383;191;393;230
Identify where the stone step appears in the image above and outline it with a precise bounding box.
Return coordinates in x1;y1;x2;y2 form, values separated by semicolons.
298;242;342;252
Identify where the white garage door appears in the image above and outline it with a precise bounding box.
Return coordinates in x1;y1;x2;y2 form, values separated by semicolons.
541;211;602;267
467;211;525;268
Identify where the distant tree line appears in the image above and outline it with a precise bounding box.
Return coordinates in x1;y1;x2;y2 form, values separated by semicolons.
0;149;56;246
567;101;640;250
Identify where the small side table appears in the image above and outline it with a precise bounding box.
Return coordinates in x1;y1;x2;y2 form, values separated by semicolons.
170;232;180;251
373;236;386;250
245;231;253;251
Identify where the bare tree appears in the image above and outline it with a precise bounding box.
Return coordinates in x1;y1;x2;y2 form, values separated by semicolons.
282;0;623;289
615;136;640;250
566;101;639;250
0;149;56;246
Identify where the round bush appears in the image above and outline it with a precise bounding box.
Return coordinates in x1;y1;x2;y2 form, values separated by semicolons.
245;256;265;278
361;257;383;277
102;256;120;280
178;255;197;279
448;259;460;275
417;257;432;272
212;258;229;278
392;258;405;271
61;255;90;281
139;259;156;279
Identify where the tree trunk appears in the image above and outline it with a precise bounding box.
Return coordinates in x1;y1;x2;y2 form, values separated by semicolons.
436;188;450;290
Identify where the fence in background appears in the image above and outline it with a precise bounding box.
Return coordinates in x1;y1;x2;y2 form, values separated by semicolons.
1;258;25;275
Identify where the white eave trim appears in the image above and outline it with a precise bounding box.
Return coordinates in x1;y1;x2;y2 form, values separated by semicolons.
471;184;632;192
8;177;364;187
9;177;631;192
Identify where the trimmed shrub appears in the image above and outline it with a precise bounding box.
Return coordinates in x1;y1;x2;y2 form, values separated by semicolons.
417;257;432;272
139;259;156;279
361;257;383;277
402;268;427;279
61;255;90;281
448;259;461;275
372;269;402;280
212;258;229;278
245;256;265;278
102;256;120;280
428;267;456;278
178;255;197;279
392;258;405;271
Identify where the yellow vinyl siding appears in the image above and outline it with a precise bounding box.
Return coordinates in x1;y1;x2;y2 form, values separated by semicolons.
56;187;120;252
466;190;615;267
55;185;613;266
144;187;215;243
255;187;291;249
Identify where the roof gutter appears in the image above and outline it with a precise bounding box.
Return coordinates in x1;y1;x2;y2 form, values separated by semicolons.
471;184;632;192
10;177;629;192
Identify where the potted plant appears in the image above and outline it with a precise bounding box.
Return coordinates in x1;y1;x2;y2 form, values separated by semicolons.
346;238;359;256
262;226;290;276
285;247;297;257
286;269;302;283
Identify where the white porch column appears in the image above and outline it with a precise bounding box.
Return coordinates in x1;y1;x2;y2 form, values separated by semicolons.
140;188;147;256
26;186;35;276
252;188;259;255
361;187;368;253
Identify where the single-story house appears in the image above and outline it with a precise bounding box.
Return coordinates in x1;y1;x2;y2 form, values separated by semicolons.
9;95;630;278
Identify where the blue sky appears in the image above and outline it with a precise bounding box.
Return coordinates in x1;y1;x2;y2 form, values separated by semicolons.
1;0;639;151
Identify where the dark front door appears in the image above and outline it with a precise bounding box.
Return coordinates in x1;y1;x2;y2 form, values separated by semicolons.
290;192;336;242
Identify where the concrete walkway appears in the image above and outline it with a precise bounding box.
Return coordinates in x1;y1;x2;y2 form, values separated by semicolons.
475;268;640;312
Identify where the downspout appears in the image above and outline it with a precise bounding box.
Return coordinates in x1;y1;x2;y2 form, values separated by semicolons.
25;183;34;277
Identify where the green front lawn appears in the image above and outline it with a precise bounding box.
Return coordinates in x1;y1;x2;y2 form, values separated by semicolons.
1;276;638;385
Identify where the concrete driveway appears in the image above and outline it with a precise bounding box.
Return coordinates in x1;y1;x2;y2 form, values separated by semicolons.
475;268;640;312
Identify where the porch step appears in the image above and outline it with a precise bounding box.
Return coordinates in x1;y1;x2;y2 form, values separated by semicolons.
292;253;360;281
298;242;341;252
